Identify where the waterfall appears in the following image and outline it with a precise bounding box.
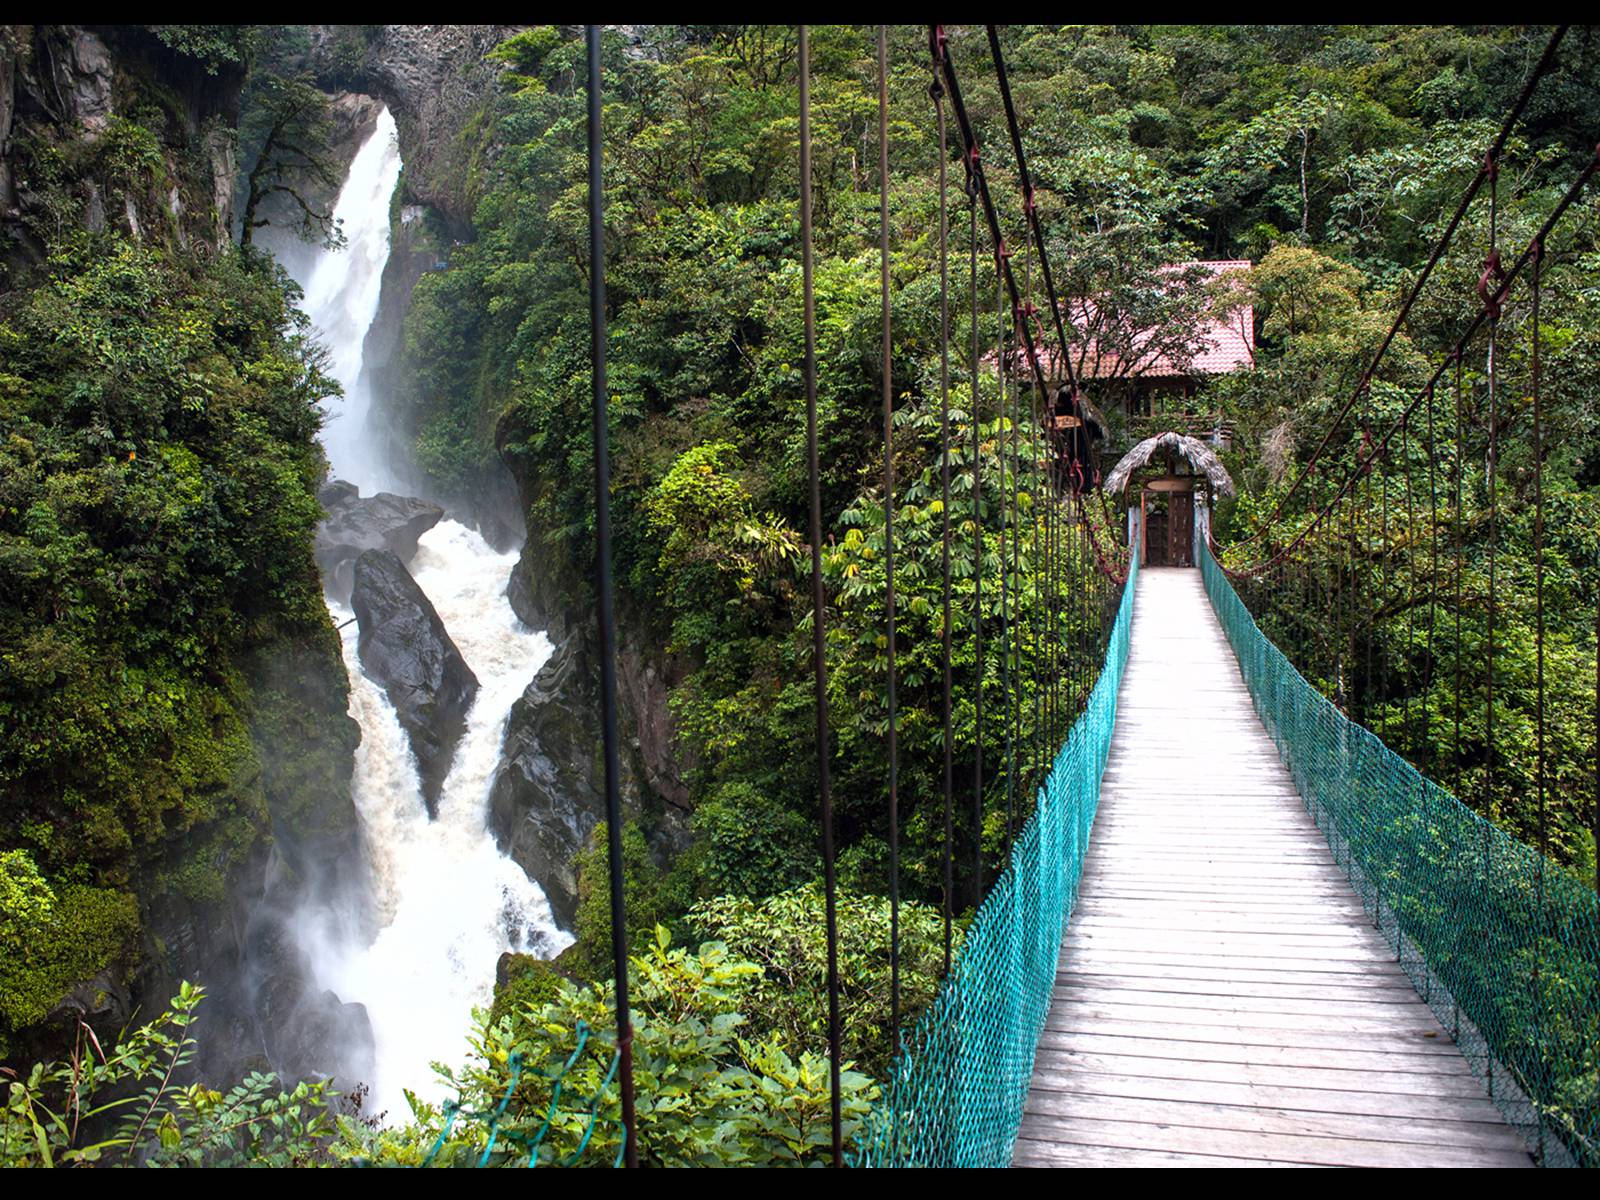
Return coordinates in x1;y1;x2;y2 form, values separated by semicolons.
282;106;570;1117
302;107;401;493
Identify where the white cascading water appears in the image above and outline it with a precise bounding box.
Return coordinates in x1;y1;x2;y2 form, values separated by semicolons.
302;107;400;491
282;107;570;1116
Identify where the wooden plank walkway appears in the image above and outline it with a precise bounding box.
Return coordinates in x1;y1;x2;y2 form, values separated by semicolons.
1014;567;1530;1168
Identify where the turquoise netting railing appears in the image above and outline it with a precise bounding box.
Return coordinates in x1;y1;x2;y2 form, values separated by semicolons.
1200;540;1600;1168
850;554;1138;1167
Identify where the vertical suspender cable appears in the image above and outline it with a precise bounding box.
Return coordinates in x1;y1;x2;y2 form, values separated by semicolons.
1023;244;1044;793
877;24;902;1057
1008;303;1024;810
1402;411;1415;747
931;30;954;974
798;26;843;1167
584;26;636;1169
1454;352;1465;795
997;254;1015;857
1425;381;1439;779
1530;234;1548;1162
969;171;985;905
1484;160;1500;814
1380;414;1392;733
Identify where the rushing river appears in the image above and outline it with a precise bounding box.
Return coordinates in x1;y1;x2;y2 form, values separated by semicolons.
278;107;568;1116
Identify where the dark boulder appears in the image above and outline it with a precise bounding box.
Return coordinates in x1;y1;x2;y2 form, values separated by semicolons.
223;918;375;1090
318;478;360;508
350;549;478;813
316;486;445;603
488;635;604;927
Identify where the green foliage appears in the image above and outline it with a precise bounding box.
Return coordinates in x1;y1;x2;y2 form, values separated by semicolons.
1;982;334;1167
690;886;956;1076
691;781;818;898
568;823;696;981
148;26;252;74
1222;232;1600;880
488;954;570;1029
0;883;138;1032
342;929;876;1168
0;222;344;1046
236;72;345;248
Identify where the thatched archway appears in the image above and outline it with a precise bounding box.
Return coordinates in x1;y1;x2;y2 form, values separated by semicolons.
1105;432;1235;568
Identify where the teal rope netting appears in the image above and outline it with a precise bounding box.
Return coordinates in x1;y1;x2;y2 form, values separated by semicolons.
400;1021;623;1168
850;553;1137;1167
1201;539;1600;1169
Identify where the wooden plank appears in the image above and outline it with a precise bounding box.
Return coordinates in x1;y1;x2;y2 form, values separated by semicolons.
1042;1015;1461;1056
1025;1070;1507;1124
1057;948;1411;977
1013;1141;1310;1168
1056;971;1424;1002
1030;1047;1496;1099
1022;1092;1530;1154
1036;1031;1478;1077
1014;566;1519;1168
1014;1115;1530;1168
1051;983;1442;1017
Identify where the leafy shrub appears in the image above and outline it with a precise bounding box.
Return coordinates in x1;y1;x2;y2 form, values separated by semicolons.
343;929;876;1167
690;885;958;1076
1;982;333;1167
0;862;139;1035
568;822;695;981
691;781;818;899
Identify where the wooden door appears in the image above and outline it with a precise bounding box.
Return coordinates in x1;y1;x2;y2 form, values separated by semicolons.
1168;492;1193;567
1145;505;1168;566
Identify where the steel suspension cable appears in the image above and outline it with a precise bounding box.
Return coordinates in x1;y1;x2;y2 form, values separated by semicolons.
932;30;1054;402
797;25;843;1167
1217;148;1600;580
968;170;985;904
985;24;1079;394
932;39;955;975
583;26;637;1169
876;23;902;1059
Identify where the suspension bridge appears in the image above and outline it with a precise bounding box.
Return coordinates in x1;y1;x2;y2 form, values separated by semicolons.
1014;566;1533;1168
562;25;1600;1168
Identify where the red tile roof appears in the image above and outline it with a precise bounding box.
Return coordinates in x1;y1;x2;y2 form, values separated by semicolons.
1007;260;1254;383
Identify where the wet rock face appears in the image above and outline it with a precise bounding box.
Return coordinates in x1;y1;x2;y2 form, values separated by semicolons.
304;25;520;226
3;26;244;268
243;922;375;1088
489;635;602;927
316;483;444;603
350;549;479;814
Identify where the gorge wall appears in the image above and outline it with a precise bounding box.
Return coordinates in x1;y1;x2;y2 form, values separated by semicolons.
0;24;369;1082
